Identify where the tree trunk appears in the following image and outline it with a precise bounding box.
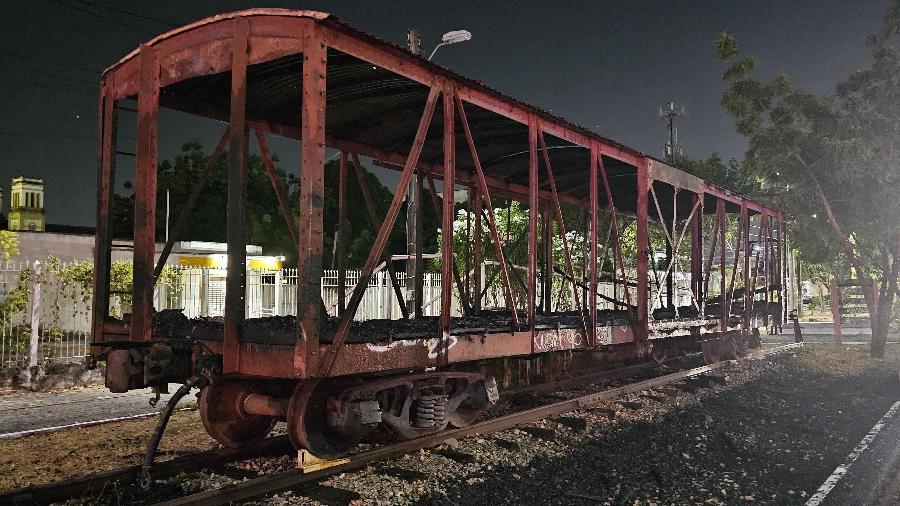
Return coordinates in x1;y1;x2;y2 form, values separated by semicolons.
871;303;890;358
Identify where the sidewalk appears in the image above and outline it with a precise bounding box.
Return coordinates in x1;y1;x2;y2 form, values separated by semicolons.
0;383;194;437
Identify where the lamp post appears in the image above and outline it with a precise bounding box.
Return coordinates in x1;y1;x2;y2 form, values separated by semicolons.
428;30;473;60
402;28;472;317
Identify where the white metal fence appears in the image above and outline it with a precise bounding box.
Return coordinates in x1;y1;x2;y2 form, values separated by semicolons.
0;257;703;369
0;260;92;369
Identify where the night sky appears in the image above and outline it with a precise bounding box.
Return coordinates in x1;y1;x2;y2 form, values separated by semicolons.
0;0;891;226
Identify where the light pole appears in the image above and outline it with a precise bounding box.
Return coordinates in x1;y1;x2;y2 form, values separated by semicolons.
428;30;473;60
402;28;472;317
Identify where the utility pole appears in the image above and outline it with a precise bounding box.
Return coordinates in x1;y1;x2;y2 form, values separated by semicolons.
659;101;685;163
659;101;685;308
406;29;424;317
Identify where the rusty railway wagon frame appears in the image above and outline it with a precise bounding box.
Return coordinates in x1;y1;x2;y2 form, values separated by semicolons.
91;9;787;456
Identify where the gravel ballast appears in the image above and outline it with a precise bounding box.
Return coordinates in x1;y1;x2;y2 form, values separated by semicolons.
235;344;900;506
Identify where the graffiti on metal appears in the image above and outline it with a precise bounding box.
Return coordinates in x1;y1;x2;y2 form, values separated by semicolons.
534;328;584;352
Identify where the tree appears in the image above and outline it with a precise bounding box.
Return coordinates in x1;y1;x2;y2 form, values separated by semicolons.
715;0;900;357
0;230;19;260
111;142;433;269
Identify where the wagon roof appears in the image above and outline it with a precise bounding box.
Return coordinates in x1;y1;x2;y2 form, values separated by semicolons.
103;8;776;217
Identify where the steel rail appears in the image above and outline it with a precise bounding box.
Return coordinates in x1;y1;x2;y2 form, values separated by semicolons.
158;342;803;506
0;357;680;503
0;435;293;505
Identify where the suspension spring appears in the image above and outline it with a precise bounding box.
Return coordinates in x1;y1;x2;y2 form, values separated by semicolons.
412;393;449;428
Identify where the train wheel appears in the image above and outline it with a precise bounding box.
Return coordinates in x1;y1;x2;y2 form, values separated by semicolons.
286;379;374;459
446;377;496;428
199;379;276;448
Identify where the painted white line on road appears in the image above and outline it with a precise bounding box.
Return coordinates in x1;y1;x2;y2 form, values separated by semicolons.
806;400;900;506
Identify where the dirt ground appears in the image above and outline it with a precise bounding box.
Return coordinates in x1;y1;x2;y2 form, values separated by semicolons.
0;409;213;491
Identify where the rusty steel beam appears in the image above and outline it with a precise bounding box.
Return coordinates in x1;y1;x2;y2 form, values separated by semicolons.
349;153;409;319
599;152;636;326
725;204;747;324
763;212;772;327
153;131;229;281
541;203;553;313
295;25;328;378
320;82;440;377
223;18;250;373
455;94;519;327
337;152;347;315
690;193;703;309
255;130;299;250
92;86;116;346
704;199;723;300
719;199;728;330
539;131;586;337
742;204;751;330
587;148;599;345
633;159;649;339
440;88;457;348
130;44;160;344
778;212;787;324
473;187;483;312
527;116;539;346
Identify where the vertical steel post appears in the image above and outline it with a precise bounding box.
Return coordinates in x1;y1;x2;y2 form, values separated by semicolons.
762;212;771;328
224;19;249;373
665;202;674;309
465;189;473;308
296;25;327;377
92;84;116;345
131;44;159;344
454;95;518;327
337;152;347;315
742;204;751;332
542;203;553;312
473;187;483;312
718;200;728;331
321;84;439;376
414;174;424;318
539;132;586;336
635;159;650;340
588;146;599;346
440;86;456;345
690;192;703;310
527;117;539;347
778;212;787;324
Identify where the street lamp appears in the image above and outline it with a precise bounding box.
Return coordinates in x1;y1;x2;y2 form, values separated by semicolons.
428;30;472;60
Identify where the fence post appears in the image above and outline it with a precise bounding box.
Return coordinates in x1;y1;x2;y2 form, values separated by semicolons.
27;260;42;382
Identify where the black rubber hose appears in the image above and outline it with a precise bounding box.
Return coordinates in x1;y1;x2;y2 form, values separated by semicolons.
139;374;209;490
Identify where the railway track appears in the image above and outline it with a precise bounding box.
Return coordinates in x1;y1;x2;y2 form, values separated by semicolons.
0;342;799;505
0;357;663;505
158;343;801;506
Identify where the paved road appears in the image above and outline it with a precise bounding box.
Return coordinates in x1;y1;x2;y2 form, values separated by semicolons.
0;383;195;436
816;401;900;506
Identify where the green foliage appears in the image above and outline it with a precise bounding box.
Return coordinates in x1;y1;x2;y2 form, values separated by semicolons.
0;231;19;260
715;7;900;275
676;153;760;196
112;142;425;269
